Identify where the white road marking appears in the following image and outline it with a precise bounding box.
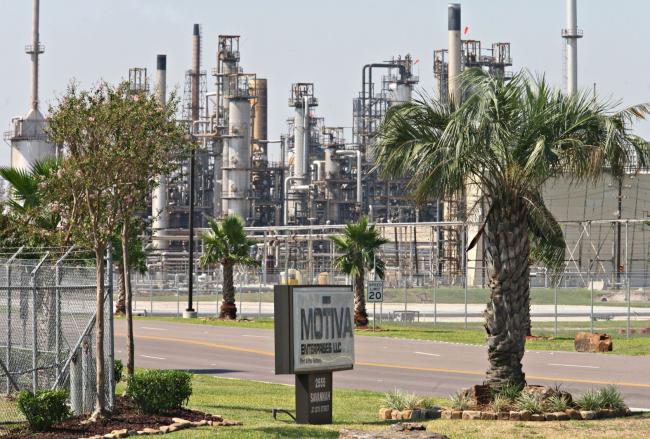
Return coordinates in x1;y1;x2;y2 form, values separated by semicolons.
548;363;599;369
141;326;168;331
414;351;441;357
141;355;166;360
242;335;272;339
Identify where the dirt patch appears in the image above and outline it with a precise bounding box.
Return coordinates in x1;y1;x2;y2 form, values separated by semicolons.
3;396;222;439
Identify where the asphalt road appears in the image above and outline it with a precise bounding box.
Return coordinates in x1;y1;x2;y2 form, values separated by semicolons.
115;320;650;408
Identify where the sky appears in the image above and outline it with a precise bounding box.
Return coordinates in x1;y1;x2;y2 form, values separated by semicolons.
1;0;649;165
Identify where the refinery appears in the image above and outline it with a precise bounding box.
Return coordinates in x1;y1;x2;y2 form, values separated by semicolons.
3;0;650;284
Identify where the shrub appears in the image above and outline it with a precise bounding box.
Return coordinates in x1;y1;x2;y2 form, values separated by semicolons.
491;394;511;412
382;389;407;410
449;392;472;411
17;389;70;432
402;392;421;410
419;398;438;409
495;381;523;402
596;385;625;410
114;359;124;383
576;389;601;411
126;370;192;414
514;392;543;414
545;394;569;412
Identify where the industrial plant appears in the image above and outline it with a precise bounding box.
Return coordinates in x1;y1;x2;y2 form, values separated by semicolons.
4;0;650;285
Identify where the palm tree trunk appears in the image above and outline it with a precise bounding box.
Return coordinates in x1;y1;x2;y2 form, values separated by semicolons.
354;269;368;327
114;263;126;315
483;200;530;389
220;261;237;319
121;222;135;378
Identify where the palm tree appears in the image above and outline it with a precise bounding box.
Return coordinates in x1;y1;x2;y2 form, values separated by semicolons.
199;215;259;319
330;216;388;327
374;69;649;389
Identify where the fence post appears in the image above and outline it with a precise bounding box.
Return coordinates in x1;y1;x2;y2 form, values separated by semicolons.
81;334;95;414
554;281;558;338
626;221;630;339
30;252;49;393
69;347;83;415
106;245;115;409
5;247;23;395
433;275;437;326
54;246;75;381
463;223;468;330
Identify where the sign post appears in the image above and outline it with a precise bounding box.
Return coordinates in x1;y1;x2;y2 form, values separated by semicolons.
274;285;354;424
367;280;384;332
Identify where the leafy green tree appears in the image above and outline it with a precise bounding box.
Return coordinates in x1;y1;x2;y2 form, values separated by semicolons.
199;215;259;319
45;81;189;417
330;216;388;327
374;69;649;388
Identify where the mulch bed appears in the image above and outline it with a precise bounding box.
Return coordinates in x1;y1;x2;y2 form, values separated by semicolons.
4;396;221;439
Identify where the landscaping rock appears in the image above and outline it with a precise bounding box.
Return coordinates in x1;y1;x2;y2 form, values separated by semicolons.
379;408;393;420
580;410;597;420
215;419;243;426
391;409;400;420
497;411;510;420
441;410;452;420
574;332;613;352
424;408;441;419
530;414;545;422
519;410;532;421
509;411;521;421
402;410;413;420
141;428;160;435
451;411;462;420
460;384;492;406
191;420;209;427
340;423;450;439
158;426;172;434
111;429;129;438
480;411;497;420
565;409;581;420
391;423;427;431
544;412;558;421
462;410;481;420
554;411;569;421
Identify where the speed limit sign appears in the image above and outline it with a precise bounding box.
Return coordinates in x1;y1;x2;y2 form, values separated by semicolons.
367;280;384;303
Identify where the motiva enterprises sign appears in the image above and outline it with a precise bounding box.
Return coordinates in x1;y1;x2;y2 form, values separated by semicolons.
274;285;354;374
292;287;354;373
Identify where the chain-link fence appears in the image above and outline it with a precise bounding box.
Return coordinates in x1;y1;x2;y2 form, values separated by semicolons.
0;247;114;424
133;219;650;339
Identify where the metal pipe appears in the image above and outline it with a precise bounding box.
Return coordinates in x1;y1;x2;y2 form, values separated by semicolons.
284;176;309;225
448;3;462;105
335;150;362;204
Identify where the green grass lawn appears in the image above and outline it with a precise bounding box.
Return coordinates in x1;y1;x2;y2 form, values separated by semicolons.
129;316;650;356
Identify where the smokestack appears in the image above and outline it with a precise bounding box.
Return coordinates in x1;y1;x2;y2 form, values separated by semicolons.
29;0;44;111
447;3;461;105
191;24;200;122
562;0;582;96
156;54;167;105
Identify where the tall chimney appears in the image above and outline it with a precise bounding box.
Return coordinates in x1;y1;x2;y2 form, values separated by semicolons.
29;0;44;111
562;0;582;96
447;3;461;105
191;24;200;122
152;54;169;250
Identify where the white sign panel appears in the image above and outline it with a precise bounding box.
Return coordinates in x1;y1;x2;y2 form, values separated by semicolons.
367;280;384;303
292;287;355;373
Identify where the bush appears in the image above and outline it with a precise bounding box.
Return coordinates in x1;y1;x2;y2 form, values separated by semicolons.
494;381;523;402
114;359;124;383
545;394;569;412
382;389;407;410
126;370;192;414
17;389;70;432
576;389;601;411
514;392;544;414
596;385;625;410
491;394;511;412
449;392;472;411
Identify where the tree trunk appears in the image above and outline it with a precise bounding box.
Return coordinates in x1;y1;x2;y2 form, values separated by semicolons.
114;263;126;315
354;269;368;327
91;246;107;419
483;200;530;390
220;262;237;319
121;222;135;378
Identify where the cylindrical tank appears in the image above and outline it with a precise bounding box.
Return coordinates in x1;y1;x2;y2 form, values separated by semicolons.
152;54;169;250
250;78;268;160
324;146;339;179
293;106;306;180
222;97;251;218
388;82;412;106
